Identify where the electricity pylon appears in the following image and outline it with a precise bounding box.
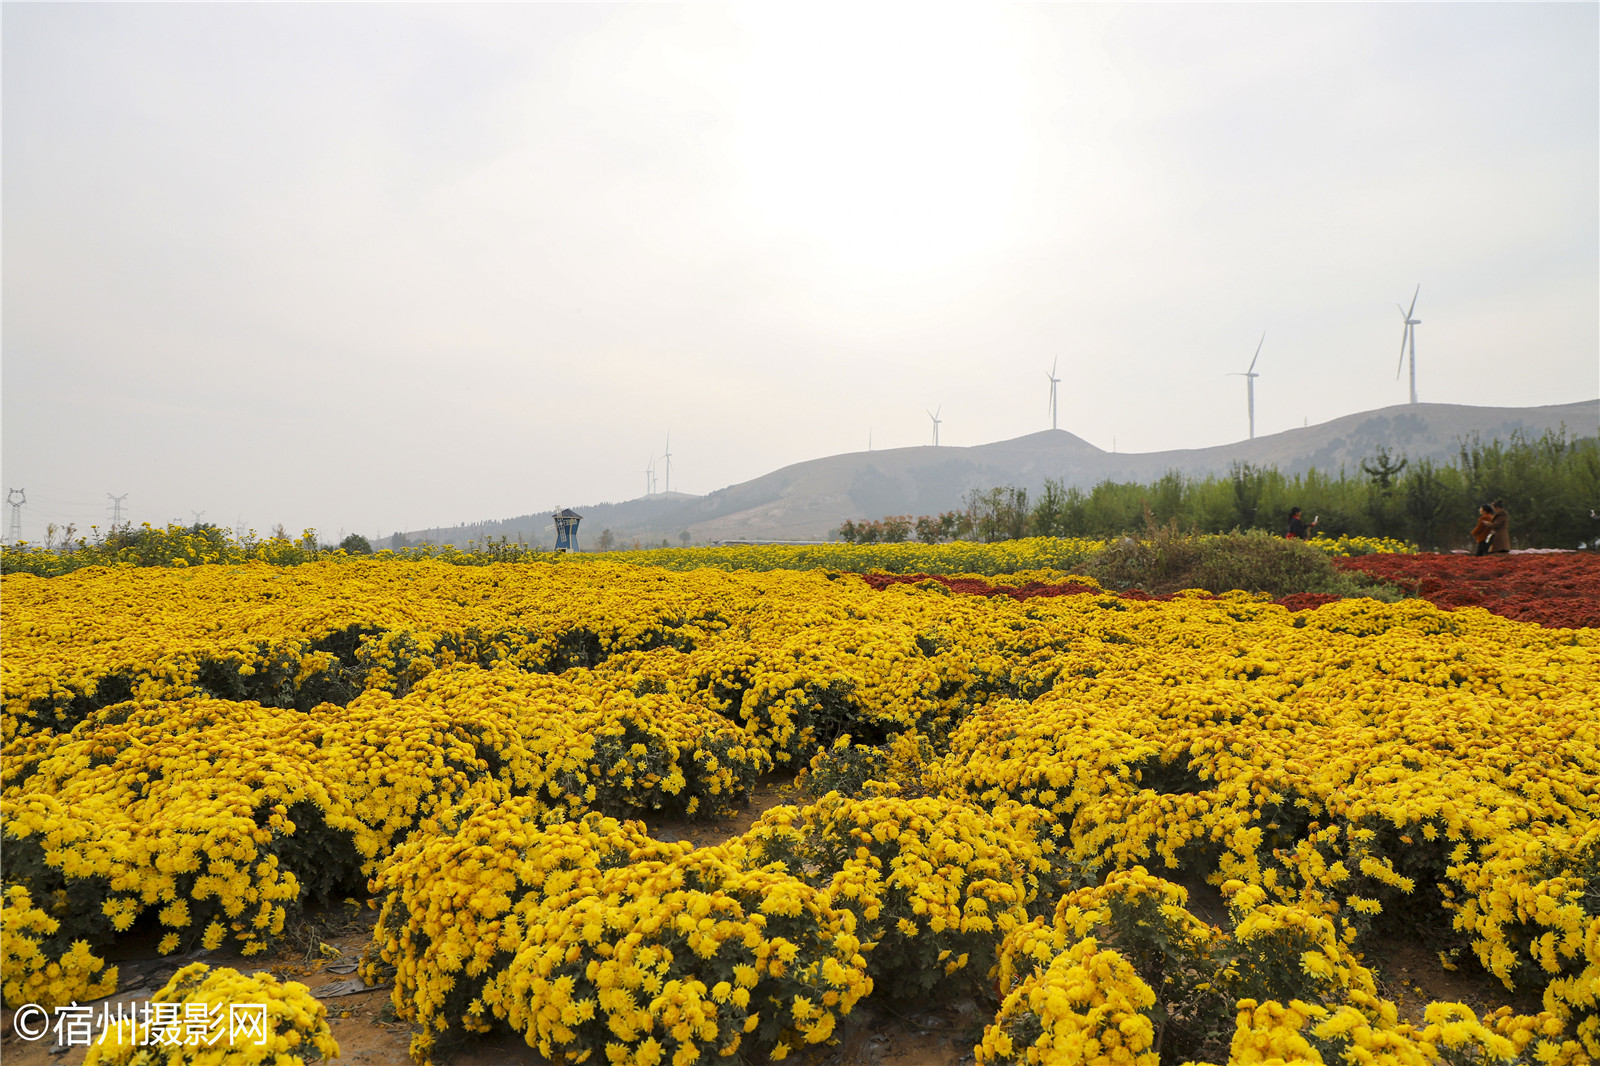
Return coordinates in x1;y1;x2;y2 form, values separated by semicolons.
6;489;25;544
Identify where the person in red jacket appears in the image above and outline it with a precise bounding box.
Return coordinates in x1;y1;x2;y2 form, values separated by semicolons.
1486;500;1511;553
1470;503;1494;556
1285;507;1316;539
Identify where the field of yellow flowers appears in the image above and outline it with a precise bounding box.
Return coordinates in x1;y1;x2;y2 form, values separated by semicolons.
2;551;1595;1065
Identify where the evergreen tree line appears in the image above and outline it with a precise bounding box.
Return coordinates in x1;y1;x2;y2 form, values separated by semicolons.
836;429;1600;550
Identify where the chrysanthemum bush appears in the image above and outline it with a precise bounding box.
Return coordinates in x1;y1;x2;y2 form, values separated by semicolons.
667;603;969;768
744;768;1064;1000
794;731;944;802
81;961;338;1065
2;698;354;962
979;870;1586;1066
939;594;1599;1052
0;883;117;1009
0;560;739;741
0;673;763;994
2;560;987;759
1447;820;1600;1056
4;555;1598;1060
328;662;767;846
365;802;872;1065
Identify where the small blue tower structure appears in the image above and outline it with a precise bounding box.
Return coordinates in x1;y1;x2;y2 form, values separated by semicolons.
553;508;582;552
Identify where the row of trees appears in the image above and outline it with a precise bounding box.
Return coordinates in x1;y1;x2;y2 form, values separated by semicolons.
33;521;378;556
836;430;1600;550
1;522;386;575
595;529;692;551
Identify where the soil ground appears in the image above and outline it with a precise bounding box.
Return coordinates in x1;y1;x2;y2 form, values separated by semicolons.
0;777;1541;1066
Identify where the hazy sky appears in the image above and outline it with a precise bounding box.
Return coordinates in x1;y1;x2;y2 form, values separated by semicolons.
4;3;1596;542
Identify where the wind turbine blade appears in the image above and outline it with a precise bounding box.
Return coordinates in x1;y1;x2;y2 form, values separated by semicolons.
1397;326;1408;378
1406;284;1420;319
1050;356;1058;377
1248;333;1264;374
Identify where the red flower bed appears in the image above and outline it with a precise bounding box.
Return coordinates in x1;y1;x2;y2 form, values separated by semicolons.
1272;592;1345;612
863;555;1600;628
1334;552;1600;629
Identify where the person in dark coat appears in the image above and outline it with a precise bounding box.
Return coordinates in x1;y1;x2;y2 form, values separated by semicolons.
1470;504;1494;556
1486;500;1511;553
1285;507;1316;539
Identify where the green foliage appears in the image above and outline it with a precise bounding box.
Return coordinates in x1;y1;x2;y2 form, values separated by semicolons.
1;523;326;576
1082;525;1404;599
0;526;560;576
837;515;916;544
1404;458;1450;547
1231;461;1275;530
966;486;1031;543
8;434;1591;580
1360;445;1409;491
339;533;373;555
1028;479;1070;537
848;430;1599;551
797;735;893;801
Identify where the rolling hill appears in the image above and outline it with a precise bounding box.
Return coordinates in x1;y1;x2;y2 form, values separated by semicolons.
403;400;1597;547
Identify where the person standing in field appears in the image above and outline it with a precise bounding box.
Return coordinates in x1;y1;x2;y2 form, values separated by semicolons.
1486;499;1511;554
1470;503;1494;556
1285;507;1316;540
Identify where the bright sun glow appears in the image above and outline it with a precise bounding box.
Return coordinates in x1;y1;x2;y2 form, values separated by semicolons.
735;8;1031;275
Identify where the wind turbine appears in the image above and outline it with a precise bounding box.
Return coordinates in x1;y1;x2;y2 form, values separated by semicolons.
1396;285;1420;405
1046;358;1061;431
662;432;672;494
927;406;941;446
644;454;656;496
1227;334;1265;440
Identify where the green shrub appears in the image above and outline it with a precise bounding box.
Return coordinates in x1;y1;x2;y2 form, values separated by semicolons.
1082;527;1402;600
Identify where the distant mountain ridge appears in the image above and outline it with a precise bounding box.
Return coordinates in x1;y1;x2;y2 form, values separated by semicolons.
403;400;1598;547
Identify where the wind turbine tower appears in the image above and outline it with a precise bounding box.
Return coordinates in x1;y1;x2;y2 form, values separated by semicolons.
662;433;672;494
1397;285;1421;405
927;406;942;446
1046;359;1061;431
644;455;656;496
1227;334;1265;440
